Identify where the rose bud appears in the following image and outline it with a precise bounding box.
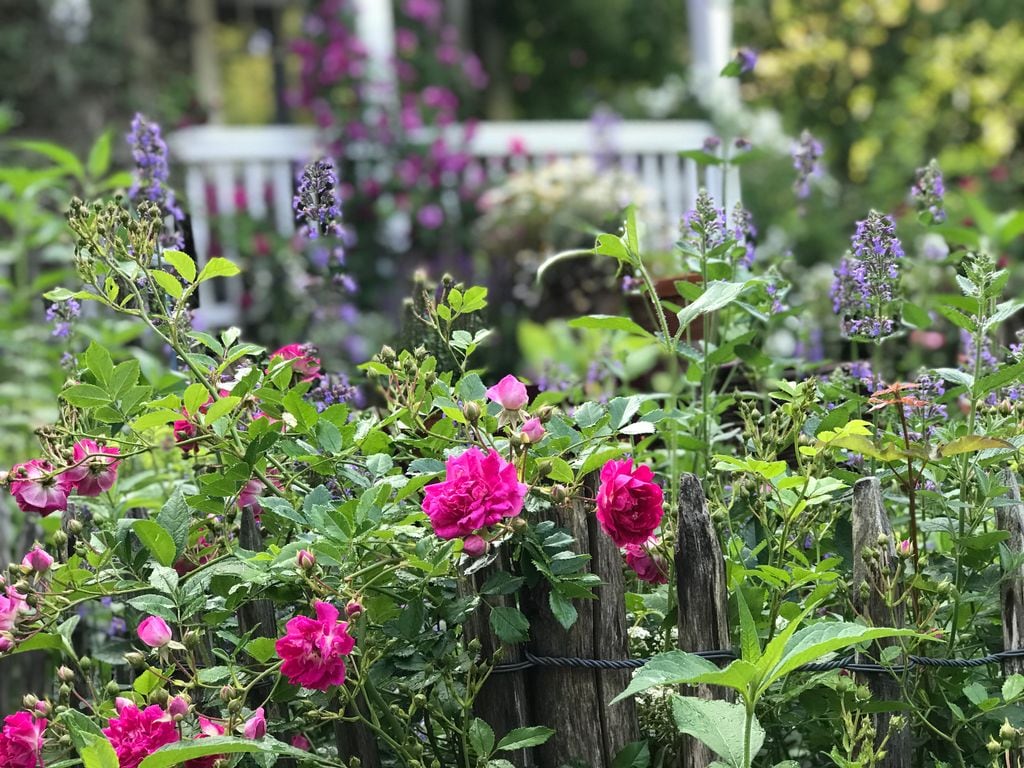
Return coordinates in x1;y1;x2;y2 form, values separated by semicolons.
137;616;173;648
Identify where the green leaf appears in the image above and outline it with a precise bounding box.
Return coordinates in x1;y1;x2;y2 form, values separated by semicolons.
677;281;746;330
156;488;190;561
489;606;530;643
87;130;113;177
670;695;762;768
611;650;720;704
162;250;197;283
594;233;631;261
183;383;209;417
84;342;115;386
138;737;305;768
568;314;652;337
133;519;177;567
468;718;496;758
204;396;241;424
736;590;761;664
149;270;184;300
496;726;555;751
611;741;651;768
761;622;916;693
61;384;111;408
15;139;85;178
548;590;578;630
197;257;241;283
938;435;1013;458
61;709;118;768
1003;674;1024;701
245;636;279;663
976;362;1024;397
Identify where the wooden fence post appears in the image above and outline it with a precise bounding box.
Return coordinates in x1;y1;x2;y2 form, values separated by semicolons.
463;551;532;767
851;477;910;768
997;469;1024;767
522;489;638;768
675;473;731;768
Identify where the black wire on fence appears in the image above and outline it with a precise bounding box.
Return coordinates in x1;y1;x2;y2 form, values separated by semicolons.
492;648;1024;676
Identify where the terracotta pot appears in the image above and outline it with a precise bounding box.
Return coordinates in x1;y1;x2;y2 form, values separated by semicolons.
624;273;705;340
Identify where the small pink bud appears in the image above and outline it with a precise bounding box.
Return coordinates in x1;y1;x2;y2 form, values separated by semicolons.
243;706;267;739
291;734;311;751
168;695;190;717
520;417;545;444
34;700;51;716
115;696;134;713
22;546;54;574
462;534;489;558
345;599;363;618
486;374;528;411
896;539;912;557
137;615;173;648
0;634;14;653
297;549;316;571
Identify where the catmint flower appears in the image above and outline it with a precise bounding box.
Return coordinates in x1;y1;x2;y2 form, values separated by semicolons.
680;188;726;252
730;203;757;268
46;298;80;339
737;48;757;74
911;159;946;223
702;135;721;153
830;211;904;340
959;329;998;372
792;129;823;200
294;159;345;240
127;113;184;248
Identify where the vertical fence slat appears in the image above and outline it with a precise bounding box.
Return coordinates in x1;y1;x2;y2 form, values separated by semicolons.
463;552;531;767
998;469;1024;767
675;473;731;768
851;477;910;767
523;487;637;768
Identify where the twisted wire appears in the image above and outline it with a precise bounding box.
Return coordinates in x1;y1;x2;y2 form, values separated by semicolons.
491;648;1024;676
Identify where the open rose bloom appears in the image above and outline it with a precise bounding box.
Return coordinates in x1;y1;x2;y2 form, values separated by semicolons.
62;438;121;496
0;712;47;768
422;447;527;539
276;601;355;690
595;458;665;547
103;702;178;768
8;459;71;516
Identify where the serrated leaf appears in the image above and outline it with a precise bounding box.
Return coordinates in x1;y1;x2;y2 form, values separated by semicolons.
149;270;183;300
677;281;745;330
162;250;197;283
611;651;719;704
468;718;496;758
670;695;761;768
568;314;652;337
197;257;241;283
938;435;1012;457
496;726;555;751
156;488;190;561
489;606;530;643
61;384;111;408
548;590;578;630
133;519;177;567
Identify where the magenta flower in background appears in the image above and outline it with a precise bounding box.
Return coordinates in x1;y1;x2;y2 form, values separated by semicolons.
8;459;71;516
0;711;47;768
596;458;665;548
624;543;669;585
21;546;53;574
63;439;121;496
416;203;445;230
270;343;322;383
422;447;527;539
276;601;355;690
137;616;173;648
291;734;312;751
185;716;225;768
520;418;545;444
243;708;267;739
103;702;178;768
486;374;528;411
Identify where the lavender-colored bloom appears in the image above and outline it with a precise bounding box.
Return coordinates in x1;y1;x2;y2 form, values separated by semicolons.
702;135;721;154
307;373;359;411
589;104;621;170
912;371;948;424
911;159;946;223
830;212;903;339
737;48;757;74
847;361;879;390
46;298;81;339
127;113;184;248
959;329;999;371
680;188;726;252
733;137;752;151
294;159;345;240
792;129;823;200
730;203;757;268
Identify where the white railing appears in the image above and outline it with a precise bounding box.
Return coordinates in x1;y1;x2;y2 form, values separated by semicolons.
167;120;738;328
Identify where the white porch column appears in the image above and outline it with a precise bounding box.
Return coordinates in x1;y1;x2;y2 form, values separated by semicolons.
353;0;398;106
687;0;733;79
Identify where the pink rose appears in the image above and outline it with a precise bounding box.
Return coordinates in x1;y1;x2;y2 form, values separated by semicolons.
595;458;664;547
270;344;321;383
461;534;488;557
184;715;225;768
0;711;47;768
275;602;355;691
62;439;121;496
486;375;528;411
296;550;316;571
21;546;53;574
520;417;545;444
8;459;72;516
137;616;173;648
291;734;311;751
0;589;28;632
422;447;527;539
103;702;178;768
243;707;266;739
624;543;668;584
